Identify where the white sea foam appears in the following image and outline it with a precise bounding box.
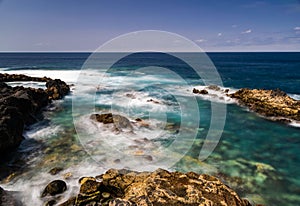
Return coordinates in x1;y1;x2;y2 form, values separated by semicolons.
74;112;187;171
1;160;105;206
6;81;46;89
289;121;300;128
24;124;62;140
288;93;300;100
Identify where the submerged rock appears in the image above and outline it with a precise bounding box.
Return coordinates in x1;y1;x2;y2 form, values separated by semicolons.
49;167;64;175
207;85;221;91
59;168;252;206
90;113;134;132
42;180;67;197
229;88;300;122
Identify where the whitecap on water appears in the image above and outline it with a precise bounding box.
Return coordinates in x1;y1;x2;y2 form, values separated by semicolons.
24;124;62;140
193;85;238;104
289;121;300;128
74;112;188;171
1;160;106;206
6;81;46;89
288;93;300;100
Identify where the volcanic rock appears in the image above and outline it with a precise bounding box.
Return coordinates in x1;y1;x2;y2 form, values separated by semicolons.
229;88;300;122
0;73;70;155
59;168;252;206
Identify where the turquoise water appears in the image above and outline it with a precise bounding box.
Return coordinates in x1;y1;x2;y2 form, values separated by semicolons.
0;52;300;205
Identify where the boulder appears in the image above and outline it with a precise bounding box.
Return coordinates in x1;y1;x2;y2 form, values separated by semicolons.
91;113;133;132
59;168;252;206
42;180;67;197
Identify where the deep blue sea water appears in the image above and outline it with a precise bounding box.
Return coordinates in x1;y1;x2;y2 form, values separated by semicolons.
0;52;300;205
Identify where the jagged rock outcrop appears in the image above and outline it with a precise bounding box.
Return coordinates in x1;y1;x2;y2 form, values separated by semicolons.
0;73;69;100
0;73;70;155
229;88;300;122
58;168;252;206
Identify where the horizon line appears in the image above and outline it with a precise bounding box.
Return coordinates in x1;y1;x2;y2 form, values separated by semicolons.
0;50;300;53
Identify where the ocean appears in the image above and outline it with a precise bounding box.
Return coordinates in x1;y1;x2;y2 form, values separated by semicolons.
0;52;300;205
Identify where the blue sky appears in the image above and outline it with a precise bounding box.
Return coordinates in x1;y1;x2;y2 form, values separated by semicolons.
0;0;300;51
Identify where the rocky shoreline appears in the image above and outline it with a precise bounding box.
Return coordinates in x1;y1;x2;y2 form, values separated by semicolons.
193;86;300;124
42;168;252;206
0;73;70;205
229;88;300;123
0;73;70;156
0;76;266;206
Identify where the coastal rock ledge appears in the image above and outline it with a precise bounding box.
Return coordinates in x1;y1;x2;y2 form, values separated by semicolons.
0;73;70;155
58;168;252;206
229;88;300;123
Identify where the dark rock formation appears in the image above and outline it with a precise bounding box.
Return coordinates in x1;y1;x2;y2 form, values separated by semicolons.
0;73;70;100
42;180;67;197
0;186;22;206
229;88;300;122
58;168;252;206
45;79;70;100
0;73;70;155
91;113;133;132
193;88;208;95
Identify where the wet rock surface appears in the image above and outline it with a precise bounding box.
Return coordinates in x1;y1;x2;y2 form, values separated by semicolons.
0;73;70;155
91;113;134;132
229;88;300;122
42;180;67;197
0;186;22;206
193;88;208;95
58;168;252;206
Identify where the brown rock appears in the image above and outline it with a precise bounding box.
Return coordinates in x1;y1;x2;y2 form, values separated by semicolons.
193;88;209;95
90;113;133;132
49;167;64;175
61;168;252;206
42;180;67;197
230;88;300;122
